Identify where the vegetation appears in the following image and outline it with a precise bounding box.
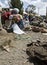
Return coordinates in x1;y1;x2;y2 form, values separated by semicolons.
26;5;36;13
11;0;23;14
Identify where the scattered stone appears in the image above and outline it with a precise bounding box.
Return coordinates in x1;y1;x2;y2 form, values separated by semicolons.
2;45;10;52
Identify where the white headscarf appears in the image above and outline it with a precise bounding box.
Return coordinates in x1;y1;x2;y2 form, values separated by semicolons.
14;8;19;13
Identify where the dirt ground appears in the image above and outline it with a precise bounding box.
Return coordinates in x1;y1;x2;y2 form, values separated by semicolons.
0;30;47;65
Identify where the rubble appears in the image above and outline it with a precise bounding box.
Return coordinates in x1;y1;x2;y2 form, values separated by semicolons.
26;40;47;64
32;26;40;32
31;20;47;29
41;28;47;33
31;26;47;33
31;20;40;26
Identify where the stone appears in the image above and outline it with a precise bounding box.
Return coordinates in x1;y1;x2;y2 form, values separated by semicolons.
32;26;40;32
31;21;40;26
41;28;47;33
26;40;47;61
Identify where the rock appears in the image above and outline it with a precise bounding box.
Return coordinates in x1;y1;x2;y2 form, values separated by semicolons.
32;26;40;32
39;22;47;29
24;27;31;31
2;45;10;52
31;20;40;26
41;28;47;33
27;46;47;60
24;25;31;31
43;22;47;29
26;40;47;61
31;26;47;33
39;23;44;27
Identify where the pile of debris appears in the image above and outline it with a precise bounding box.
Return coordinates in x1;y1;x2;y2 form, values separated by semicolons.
31;26;47;33
26;39;47;65
31;20;40;26
31;20;47;29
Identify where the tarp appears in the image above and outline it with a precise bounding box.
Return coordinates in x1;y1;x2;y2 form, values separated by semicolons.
12;23;25;34
0;0;10;8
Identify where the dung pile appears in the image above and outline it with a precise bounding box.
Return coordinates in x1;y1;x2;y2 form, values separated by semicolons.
26;40;47;65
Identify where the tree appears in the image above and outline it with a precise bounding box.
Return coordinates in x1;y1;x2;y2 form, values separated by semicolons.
26;5;36;13
11;0;23;14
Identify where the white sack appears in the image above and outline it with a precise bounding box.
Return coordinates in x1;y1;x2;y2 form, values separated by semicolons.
12;23;25;34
